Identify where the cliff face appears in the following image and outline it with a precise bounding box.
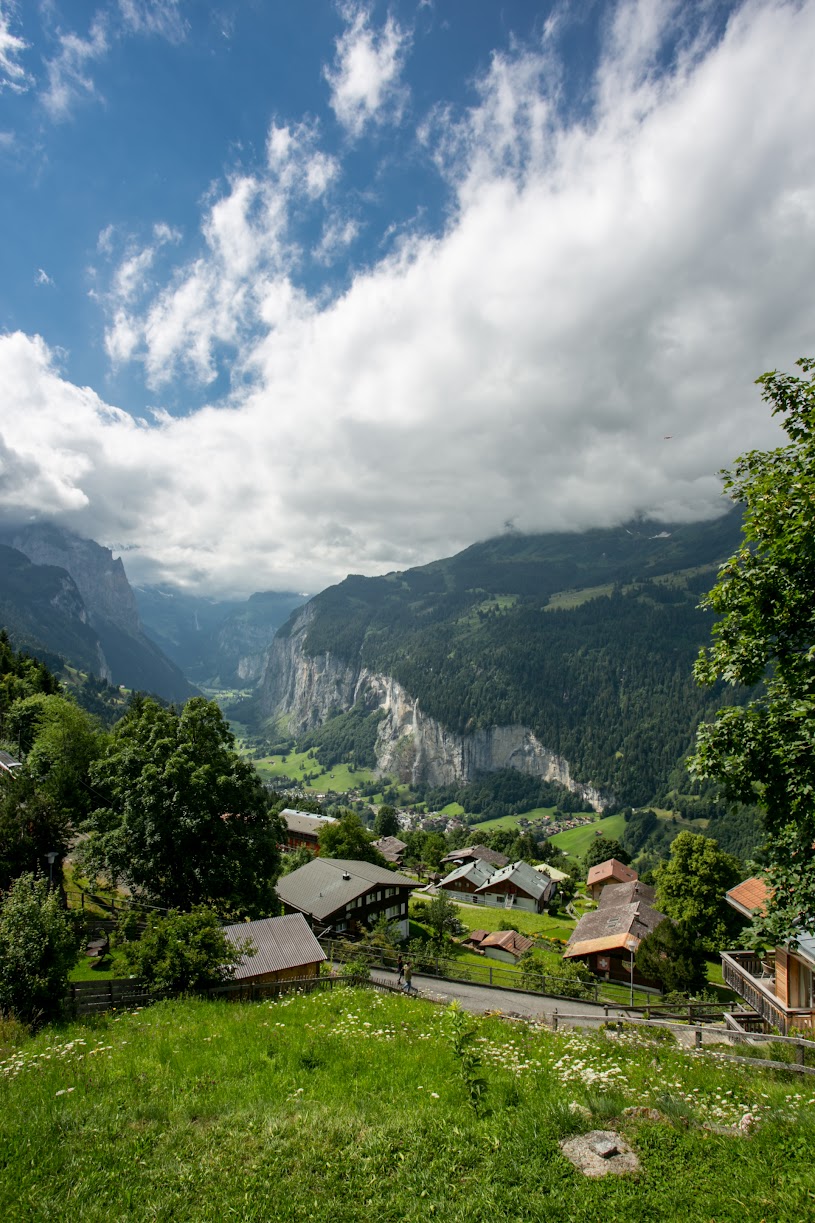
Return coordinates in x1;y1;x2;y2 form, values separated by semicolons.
6;523;142;637
259;607;607;810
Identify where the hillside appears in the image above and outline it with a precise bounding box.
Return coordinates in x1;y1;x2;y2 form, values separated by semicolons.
2;988;812;1221
0;525;196;703
260;511;747;806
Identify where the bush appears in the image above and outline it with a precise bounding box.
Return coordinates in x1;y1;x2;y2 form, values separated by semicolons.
0;873;78;1026
117;908;251;994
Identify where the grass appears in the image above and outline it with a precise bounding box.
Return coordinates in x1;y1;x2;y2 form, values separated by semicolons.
549;813;627;861
444;899;576;943
2;988;814;1221
251;748;377;793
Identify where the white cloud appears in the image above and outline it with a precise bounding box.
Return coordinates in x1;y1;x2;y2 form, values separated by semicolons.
41;15;108;120
35;268;54;286
117;0;187;43
0;2;31;93
4;0;815;596
324;1;410;138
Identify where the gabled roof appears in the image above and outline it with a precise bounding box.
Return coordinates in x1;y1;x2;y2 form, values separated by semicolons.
597;880;656;909
223;913;326;980
475;859;554;902
275;858;416;922
480;930;534;957
282;810;337;837
372;836;407;862
564;899;666;959
725;876;770;919
586;859;638;888
533;863;570;883
439;860;497;890
440;845;510;868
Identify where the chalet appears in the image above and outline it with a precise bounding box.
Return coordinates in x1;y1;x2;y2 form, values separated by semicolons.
281;809;337;853
472;860;556;913
721;877;815;1036
222;913;326;985
586;858;638;900
275;858;417;940
437;859;496;903
597;880;657;909
372;835;407;864
464;929;534;965
440;845;510;870
564;891;667;987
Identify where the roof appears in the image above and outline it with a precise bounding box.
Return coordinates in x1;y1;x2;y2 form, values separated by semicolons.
372;836;407;861
795;932;815;968
0;750;22;778
275;858;417;922
480;930;534;957
586;859;638;888
533;863;569;883
439;860;497;890
282;810;337;838
564;900;666;959
475;859;554;902
725;876;770;918
597;880;656;909
440;845;510;868
463;929;490;945
223;913;326;980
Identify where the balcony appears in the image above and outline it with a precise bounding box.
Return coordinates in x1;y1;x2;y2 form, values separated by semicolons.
722;950;815;1037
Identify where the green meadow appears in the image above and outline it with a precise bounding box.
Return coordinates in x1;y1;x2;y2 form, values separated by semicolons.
252;748;377;793
549;814;627;861
2;989;814;1221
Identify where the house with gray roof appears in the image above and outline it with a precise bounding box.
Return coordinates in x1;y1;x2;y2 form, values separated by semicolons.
440;845;509;869
564;892;667;988
275;858;417;939
222;913;326;985
437;859;497;903
281;809;337;852
473;859;556;913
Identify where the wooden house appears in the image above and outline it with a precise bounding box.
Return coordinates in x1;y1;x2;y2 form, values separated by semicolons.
463;929;534;964
437;859;497;903
721;877;815;1036
564;891;667;988
472;860;556;914
281;809;337;853
275;858;417;940
222;913;326;985
586;858;638;900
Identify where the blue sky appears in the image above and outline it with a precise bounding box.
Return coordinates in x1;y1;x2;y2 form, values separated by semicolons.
1;1;814;595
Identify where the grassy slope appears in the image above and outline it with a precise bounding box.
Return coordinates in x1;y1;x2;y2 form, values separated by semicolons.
549;813;627;860
252;748;376;793
2;990;813;1222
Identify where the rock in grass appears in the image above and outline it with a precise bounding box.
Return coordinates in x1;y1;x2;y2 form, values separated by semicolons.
559;1130;640;1179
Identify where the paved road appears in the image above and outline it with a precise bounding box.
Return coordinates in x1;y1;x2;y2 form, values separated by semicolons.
372;969;629;1027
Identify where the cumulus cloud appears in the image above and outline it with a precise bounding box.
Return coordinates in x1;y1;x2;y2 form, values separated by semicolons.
4;0;815;595
0;2;31;93
324;1;410;137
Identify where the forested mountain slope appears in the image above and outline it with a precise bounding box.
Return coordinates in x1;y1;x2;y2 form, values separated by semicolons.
261;511;747;806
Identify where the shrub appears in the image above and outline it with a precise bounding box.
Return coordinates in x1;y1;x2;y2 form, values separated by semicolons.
117;907;251;994
0;873;78;1026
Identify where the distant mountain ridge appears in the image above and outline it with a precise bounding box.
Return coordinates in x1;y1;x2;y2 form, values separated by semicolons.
259;510;746;806
0;524;195;703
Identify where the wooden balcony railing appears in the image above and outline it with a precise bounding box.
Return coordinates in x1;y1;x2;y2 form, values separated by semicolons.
722;950;815;1036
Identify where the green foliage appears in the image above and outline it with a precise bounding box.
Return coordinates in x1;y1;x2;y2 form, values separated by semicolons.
654;832;742;953
421;769;586;821
0;873;77;1025
444;1002;488;1115
117;907;248;993
82;697;281;916
424;891;466;946
318;810;387;866
635;920;708;994
298;703;384;769
373;804;399;837
584;835;630;870
691;358;815;940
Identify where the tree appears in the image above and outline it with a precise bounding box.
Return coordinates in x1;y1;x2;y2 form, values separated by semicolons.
318;810;387;866
0;873;78;1025
690;358;815;940
81;697;281;917
654;831;742;953
373;805;399;838
0;772;71;892
635;919;708;996
117;908;250;994
584;836;631;871
424;890;465;946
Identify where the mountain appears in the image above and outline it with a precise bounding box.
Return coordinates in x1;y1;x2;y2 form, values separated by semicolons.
0;525;196;703
135;585;308;685
259;510;746;808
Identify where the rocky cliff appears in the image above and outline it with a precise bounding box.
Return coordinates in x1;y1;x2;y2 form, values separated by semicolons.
259;606;607;810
